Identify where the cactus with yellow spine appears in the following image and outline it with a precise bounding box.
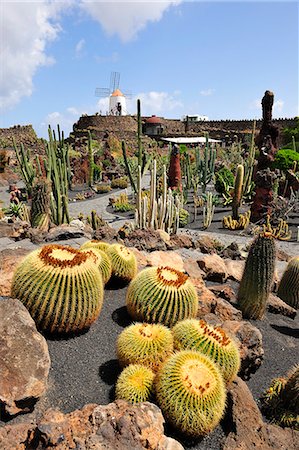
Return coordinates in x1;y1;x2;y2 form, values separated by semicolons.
155;350;226;437
107;244;137;283
237;233;276;319
277;256;299;309
223;211;250;230
11;244;104;334
80;247;112;285
115;364;155;404
80;240;111;253
117;323;174;372
126;266;198;328
172;319;240;383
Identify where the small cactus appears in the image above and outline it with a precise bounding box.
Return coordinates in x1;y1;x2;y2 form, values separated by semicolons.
277;256;299;309
117;323;174;372
172;319;240;383
155;350;226;436
107;244;137;283
11;244;103;334
237;233;276;319
115;364;155;404
126;266;198;327
80;247;112;285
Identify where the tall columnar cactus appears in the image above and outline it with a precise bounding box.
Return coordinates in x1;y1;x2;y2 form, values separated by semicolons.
30;178;51;231
137;98;143;170
45;125;70;225
196;134;216;193
80;247;112;285
261;364;299;429
117;323;174;372
107;244;137;283
172;319;240;383
11;244;104;334
232;164;244;220
122;141;137;194
243;120;256;198
155;350;226;437
277;256;299;309
87;131;94;187
237;233;276;319
13;139;38;198
126;266;198;327
80;240;111;253
115;364;155;404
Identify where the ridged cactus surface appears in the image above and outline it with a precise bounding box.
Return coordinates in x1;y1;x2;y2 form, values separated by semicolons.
126;266;198;327
172;319;240;383
80;247;112;284
80;240;111;253
155;350;226;436
237;234;276;319
30;178;50;230
11;244;103;334
277;256;299;309
107;244;137;282
115;364;155;404
117;322;173;372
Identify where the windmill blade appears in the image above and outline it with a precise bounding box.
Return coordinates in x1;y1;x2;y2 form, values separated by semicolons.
95;87;110;97
123;90;133;99
110;71;120;92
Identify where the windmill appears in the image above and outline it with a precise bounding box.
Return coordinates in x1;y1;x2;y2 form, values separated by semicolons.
95;72;132;116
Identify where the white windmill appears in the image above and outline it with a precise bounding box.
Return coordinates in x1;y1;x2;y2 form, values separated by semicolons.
95;72;132;116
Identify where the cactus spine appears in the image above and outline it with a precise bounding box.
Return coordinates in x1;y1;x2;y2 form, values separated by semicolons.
115;364;155;404
80;240;111;253
232;164;244;220
126;266;198;328
80;247;112;285
155;350;226;436
11;244;104;334
277;256;299;309
117;323;174;372
107;244;137;283
30;178;51;231
237;234;276;319
172;319;240;383
261;364;299;429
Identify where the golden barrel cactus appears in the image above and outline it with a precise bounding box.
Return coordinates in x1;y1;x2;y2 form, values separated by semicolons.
11;244;104;334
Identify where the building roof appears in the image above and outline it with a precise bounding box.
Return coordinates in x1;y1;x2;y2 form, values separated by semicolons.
111;89;124;97
161;137;221;144
145;115;162;124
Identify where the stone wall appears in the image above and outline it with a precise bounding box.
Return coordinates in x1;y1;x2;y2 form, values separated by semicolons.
0;125;45;154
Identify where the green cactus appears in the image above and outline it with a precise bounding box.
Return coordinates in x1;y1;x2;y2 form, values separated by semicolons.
196;134;216;193
117;323;174;372
80;247;112;285
232;164;244;220
237;233;276;319
277;256;299;309
172;319;240;383
87;131;94;187
11;244;104;334
155;350;226;437
13;139;38;198
107;244;137;283
30;178;51;231
126;266;198;328
80;240;111;253
115;364;155;404
261;364;299;430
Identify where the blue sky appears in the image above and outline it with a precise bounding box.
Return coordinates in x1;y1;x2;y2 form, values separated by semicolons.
1;1;298;139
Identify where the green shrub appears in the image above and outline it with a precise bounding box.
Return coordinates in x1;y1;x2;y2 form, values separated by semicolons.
179;208;189;227
111;177;128;189
215;167;234;194
273;149;299;171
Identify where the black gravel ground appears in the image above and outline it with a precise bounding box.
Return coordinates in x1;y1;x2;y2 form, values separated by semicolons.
1;284;298;449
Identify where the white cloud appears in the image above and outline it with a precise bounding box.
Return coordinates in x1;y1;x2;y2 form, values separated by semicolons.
273;99;284;113
0;0;70;111
200;88;215;96
75;38;85;56
132;91;183;116
80;0;182;42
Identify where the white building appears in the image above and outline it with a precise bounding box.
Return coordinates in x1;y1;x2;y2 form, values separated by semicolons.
109;89;127;116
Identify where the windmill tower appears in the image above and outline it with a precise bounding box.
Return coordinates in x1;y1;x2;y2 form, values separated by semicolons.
95;72;131;116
